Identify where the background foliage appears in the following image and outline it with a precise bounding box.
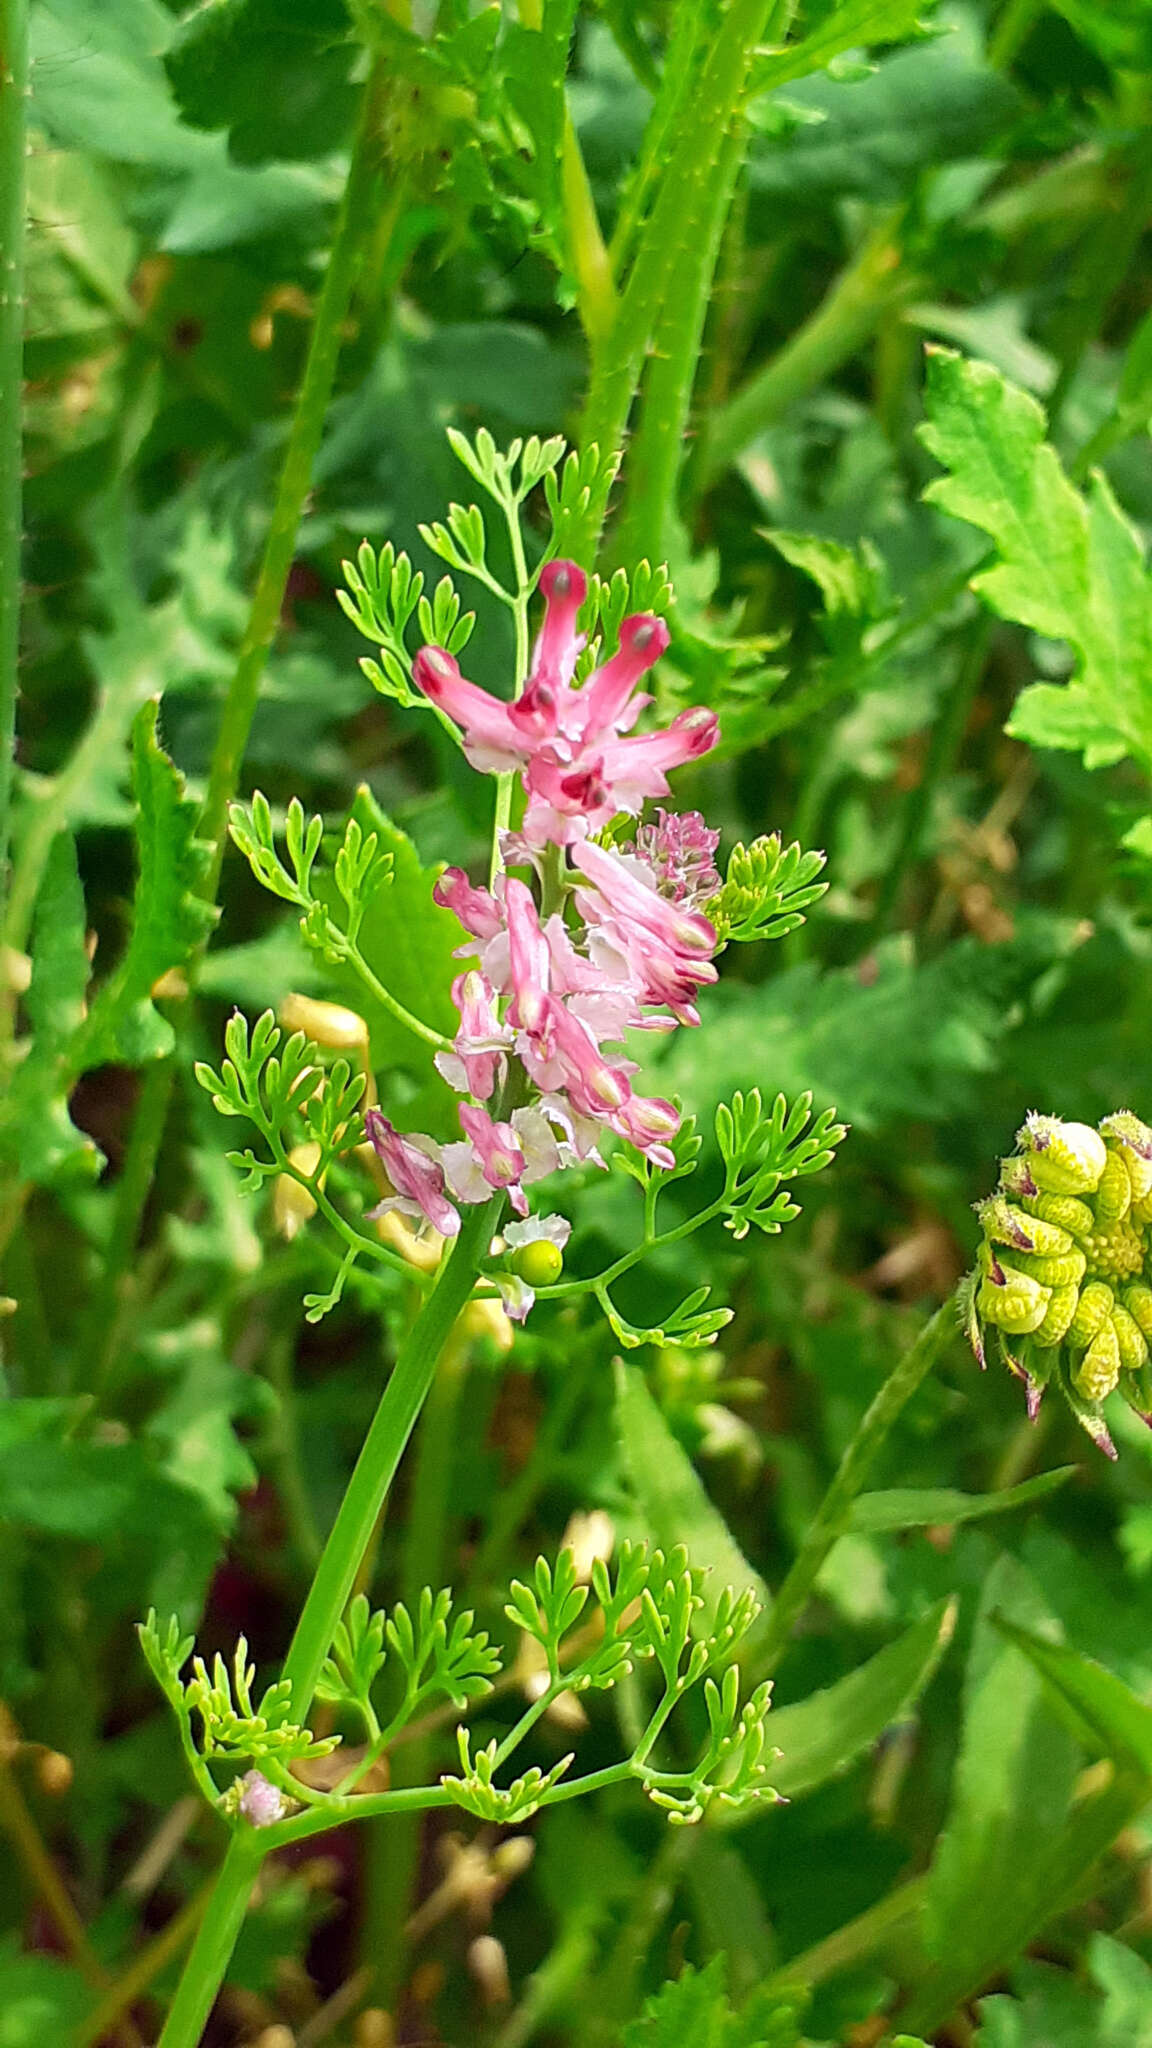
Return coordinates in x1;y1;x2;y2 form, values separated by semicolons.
4;0;1152;2042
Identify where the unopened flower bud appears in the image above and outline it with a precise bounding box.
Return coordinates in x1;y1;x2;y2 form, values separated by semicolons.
1017;1116;1107;1195
1068;1280;1114;1348
1025;1193;1094;1243
354;2014;394;2048
469;1935;511;2007
1100;1112;1152;1199
977;1265;1050;1335
1073;1318;1121;1401
491;1836;535;1882
1123;1283;1152;1339
278;993;369;1050
273;1142;321;1240
1034;1283;1079;1348
237;1770;287;1828
1112;1303;1148;1374
999;1154;1038;1199
36;1750;73;1797
1013;1247;1086;1289
1094;1149;1133;1224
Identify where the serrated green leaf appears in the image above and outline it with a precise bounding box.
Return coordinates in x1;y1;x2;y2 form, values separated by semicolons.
2;834;98;1186
621;1953;803;2048
760;1598;955;1801
80;700;216;1064
165;0;357;166
919;349;1152;777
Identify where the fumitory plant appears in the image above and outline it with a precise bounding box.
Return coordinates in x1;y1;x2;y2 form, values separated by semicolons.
147;432;847;2043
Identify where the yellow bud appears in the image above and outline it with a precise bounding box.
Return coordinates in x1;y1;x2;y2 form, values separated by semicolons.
977;1266;1050;1334
1012;1247;1086;1289
1068;1280;1114;1348
373;1207;444;1273
1122;1284;1152;1340
1072;1318;1120;1401
273;1142;322;1239
278;993;369;1050
1112;1303;1148;1374
1024;1193;1095;1243
1100;1113;1152;1200
1018;1117;1107;1195
1094;1149;1132;1224
1034;1283;1080;1349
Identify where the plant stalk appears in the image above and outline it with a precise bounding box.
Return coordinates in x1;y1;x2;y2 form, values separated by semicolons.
755;1297;958;1674
0;0;25;948
199;59;388;891
155;1834;262;2048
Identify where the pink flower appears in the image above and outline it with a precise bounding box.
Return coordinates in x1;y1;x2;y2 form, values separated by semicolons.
238;1771;287;1828
521;706;717;846
572;840;718;1025
634;810;721;906
434;866;503;941
441;1104;564;1216
436;971;511;1102
365;1110;460;1238
412;648;525;775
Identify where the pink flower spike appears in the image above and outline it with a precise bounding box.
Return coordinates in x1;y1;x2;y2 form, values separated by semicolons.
365;1110;460;1237
434;866;503;941
412;648;526;774
459;1103;529;1213
635;810;721;905
436;971;510;1101
576;614;670;738
532;560;588;693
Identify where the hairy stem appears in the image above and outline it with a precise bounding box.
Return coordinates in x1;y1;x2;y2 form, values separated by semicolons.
0;0;24;956
755;1297;958;1674
199;61;388;890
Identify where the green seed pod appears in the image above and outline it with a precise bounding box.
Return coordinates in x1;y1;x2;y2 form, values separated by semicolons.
510;1238;564;1287
1017;1116;1107;1196
1072;1317;1121;1401
1111;1303;1149;1374
1100;1112;1152;1201
1011;1247;1086;1289
977;1266;1050;1335
1022;1193;1095;1243
1033;1283;1080;1349
1122;1283;1152;1340
1094;1148;1132;1224
1068;1279;1114;1348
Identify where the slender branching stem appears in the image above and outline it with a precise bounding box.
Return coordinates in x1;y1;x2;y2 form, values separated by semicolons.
0;0;26;958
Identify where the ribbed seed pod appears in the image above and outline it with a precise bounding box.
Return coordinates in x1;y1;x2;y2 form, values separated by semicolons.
1034;1283;1080;1349
1068;1280;1114;1348
1022;1193;1095;1243
977;1267;1050;1334
1017;1116;1107;1196
1111;1303;1149;1374
1100;1113;1152;1200
1010;1247;1086;1289
1122;1283;1152;1340
1073;1318;1121;1401
1094;1149;1132;1224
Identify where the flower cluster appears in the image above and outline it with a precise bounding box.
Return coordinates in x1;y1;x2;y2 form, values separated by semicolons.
963;1111;1152;1456
364;561;723;1308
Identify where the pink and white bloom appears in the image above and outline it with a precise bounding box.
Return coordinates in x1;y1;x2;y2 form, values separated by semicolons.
365;1110;460;1238
435;971;511;1102
572;839;719;1026
634;809;721;907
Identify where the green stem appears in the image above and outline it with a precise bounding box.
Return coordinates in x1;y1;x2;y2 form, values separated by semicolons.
155;1834;262;2048
0;0;24;950
761;1873;929;1996
199;61;387;890
755;1297;958;1675
699;213;912;490
281;1194;502;1720
578;0;785;552
612;123;746;568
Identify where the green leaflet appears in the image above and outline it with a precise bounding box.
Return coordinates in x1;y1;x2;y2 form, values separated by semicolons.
976;1936;1152;2048
164;0;357;166
919;348;1152;778
2;832;97;1186
79;698;216;1066
758;1597;955;1801
847;1467;1074;1533
750;0;928;96
621;1954;805;2048
992;1616;1152;1777
615;1362;771;1643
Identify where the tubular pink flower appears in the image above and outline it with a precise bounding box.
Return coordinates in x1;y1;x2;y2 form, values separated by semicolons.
434;866;504;941
610;1093;680;1169
435;971;510;1101
458;1103;529;1214
532;559;587;694
412;648;524;774
572;840;718;1024
504;877;552;1031
571;614;669;740
364;1109;460;1238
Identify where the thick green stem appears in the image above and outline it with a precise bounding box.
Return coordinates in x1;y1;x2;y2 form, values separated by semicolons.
699;214;911;489
0;0;25;946
578;0;784;551
281;1195;502;1720
199;62;388;890
612;124;746;568
755;1298;958;1675
155;1834;262;2048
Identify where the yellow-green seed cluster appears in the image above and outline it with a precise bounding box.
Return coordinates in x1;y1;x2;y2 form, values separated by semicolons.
964;1111;1152;1455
